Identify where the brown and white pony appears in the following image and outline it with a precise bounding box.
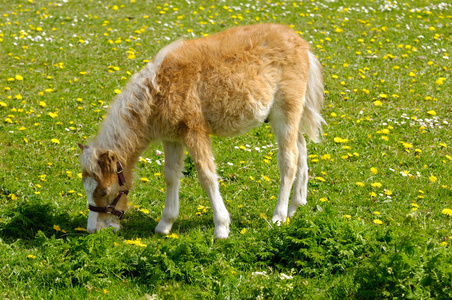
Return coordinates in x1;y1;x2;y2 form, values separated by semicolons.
78;23;324;239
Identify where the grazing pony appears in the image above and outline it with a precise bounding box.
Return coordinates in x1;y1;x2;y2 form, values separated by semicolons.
78;23;324;239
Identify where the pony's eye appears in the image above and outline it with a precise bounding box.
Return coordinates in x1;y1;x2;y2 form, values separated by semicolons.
98;188;108;197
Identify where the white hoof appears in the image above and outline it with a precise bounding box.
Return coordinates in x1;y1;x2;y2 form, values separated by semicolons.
214;225;230;239
288;207;297;218
155;220;173;235
272;215;285;226
288;200;307;218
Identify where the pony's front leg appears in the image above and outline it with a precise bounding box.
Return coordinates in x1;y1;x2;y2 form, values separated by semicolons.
155;141;185;235
184;130;230;239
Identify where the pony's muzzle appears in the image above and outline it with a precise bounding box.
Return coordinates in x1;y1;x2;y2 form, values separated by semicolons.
87;211;121;233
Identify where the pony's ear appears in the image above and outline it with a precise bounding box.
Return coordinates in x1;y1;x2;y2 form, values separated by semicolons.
78;143;88;151
97;150;117;174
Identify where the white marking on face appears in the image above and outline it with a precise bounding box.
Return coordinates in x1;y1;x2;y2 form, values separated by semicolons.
87;211;99;233
83;176;98;207
84;176;99;233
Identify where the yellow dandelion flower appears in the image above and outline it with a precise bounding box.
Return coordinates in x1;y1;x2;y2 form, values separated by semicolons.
321;154;331;160
402;142;413;149
436;77;445;85
240;228;248;234
441;208;452;216
139;208;150;214
334;137;349;143
373;219;383;225
51;138;60;144
370;167;378;174
167;233;179;239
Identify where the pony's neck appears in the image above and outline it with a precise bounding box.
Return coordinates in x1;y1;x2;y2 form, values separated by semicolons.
91;40;183;181
93;66;159;173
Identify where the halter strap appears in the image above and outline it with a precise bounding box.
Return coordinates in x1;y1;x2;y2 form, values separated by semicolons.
88;161;128;219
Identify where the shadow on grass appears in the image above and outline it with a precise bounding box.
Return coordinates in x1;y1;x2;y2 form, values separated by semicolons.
0;198;86;245
120;211;215;239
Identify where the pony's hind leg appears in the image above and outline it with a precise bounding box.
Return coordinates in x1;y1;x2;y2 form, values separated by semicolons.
183;130;231;239
288;133;308;217
269;111;300;225
155;141;185;235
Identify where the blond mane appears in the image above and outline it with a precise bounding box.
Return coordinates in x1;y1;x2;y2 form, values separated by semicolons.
87;40;184;166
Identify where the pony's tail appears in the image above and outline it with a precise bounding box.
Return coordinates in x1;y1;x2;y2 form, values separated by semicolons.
300;51;325;143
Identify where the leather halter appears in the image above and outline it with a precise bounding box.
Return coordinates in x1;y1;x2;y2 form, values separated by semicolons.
88;161;128;219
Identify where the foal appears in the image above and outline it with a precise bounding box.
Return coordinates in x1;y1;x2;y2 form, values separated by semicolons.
79;23;324;238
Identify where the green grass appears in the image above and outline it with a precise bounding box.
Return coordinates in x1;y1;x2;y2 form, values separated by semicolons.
1;0;451;298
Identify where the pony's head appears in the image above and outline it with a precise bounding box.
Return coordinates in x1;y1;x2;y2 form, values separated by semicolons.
78;143;129;233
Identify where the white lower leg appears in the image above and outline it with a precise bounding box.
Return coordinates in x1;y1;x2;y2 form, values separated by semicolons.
272;180;292;225
155;142;184;235
155;180;180;235
289;134;308;217
272;148;298;225
202;171;230;239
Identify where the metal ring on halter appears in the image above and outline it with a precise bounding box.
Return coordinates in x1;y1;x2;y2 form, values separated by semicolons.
88;161;128;219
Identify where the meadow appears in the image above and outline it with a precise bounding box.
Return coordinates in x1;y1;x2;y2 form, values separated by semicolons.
0;0;451;298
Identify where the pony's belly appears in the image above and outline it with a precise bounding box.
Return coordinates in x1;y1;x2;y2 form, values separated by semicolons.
207;100;272;137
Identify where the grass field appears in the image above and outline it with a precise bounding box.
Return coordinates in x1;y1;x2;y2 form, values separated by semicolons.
0;0;451;298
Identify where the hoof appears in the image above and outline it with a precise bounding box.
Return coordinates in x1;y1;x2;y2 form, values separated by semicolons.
214;226;229;239
155;221;172;235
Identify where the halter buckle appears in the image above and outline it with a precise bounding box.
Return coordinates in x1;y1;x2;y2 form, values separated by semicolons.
105;204;115;214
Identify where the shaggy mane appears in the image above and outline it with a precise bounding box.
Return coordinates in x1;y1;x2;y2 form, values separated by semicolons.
87;40;184;165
